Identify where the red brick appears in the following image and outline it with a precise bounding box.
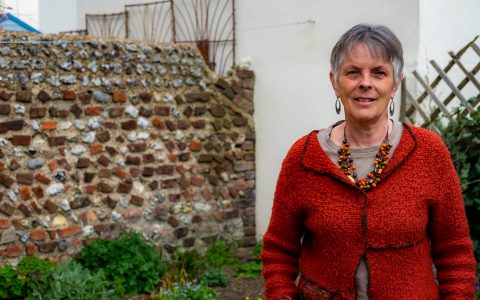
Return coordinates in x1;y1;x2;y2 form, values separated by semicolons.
42;121;57;131
5;245;22;257
0;104;10;115
30;229;47;241
35;173;51;184
71;239;81;248
31;201;42;214
112;167;128;179
63;90;77;100
85;184;96;194
96;131;110;143
16;173;34;185
47;230;56;240
112;91;127;102
168;153;176;162
16;90;32;103
121;120;137;130
26;243;36;256
47;136;66;147
122;208;142;219
47;160;57;171
19;187;31;200
154;106;170;116
98;168;112;178
203;188;213;201
37;241;57;253
152;117;165;129
0;219;9;229
84;106;102;116
109;107;124;117
32;185;44;199
191;120;206;129
0;119;24;133
90;144;103;154
139;92;151;102
11;219;24;230
97;181;114;193
30;106;47;118
190;176;204;187
189;140;202;151
11;135;31;146
58;225;81;238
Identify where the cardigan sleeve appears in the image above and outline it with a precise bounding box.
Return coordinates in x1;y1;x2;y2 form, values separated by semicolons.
427;135;476;300
261;142;306;300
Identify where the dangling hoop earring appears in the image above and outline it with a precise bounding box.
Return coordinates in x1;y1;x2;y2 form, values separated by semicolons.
389;99;395;116
335;98;341;115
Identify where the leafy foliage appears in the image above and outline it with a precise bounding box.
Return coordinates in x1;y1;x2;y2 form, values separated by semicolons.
161;249;203;289
441;104;480;274
76;232;166;295
17;256;56;296
203;240;238;268
154;283;217;300
25;259;118;300
0;265;23;298
235;240;263;279
199;268;229;287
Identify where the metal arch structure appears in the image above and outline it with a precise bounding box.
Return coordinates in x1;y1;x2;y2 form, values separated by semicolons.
83;0;236;76
86;12;127;39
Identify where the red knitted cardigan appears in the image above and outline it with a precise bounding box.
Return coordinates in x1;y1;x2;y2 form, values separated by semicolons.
262;123;476;300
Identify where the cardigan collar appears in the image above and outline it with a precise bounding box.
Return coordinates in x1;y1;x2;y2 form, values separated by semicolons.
301;122;418;189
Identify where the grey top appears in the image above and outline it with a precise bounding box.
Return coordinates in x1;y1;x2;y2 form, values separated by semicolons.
317;120;403;300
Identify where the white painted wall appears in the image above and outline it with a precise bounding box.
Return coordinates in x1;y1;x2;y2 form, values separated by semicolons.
415;0;480;108
36;0;77;33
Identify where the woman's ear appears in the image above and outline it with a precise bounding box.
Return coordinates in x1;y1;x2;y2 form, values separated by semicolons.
330;71;339;97
391;73;404;98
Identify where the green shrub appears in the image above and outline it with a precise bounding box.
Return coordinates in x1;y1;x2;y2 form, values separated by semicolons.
25;259;118;300
76;232;166;295
17;256;55;296
234;261;262;279
154;283;217;300
199;268;229;287
441;104;480;275
235;240;263;279
203;240;238;268
161;249;203;289
0;265;23;299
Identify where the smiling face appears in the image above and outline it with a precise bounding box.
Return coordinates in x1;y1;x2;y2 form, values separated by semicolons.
330;43;401;125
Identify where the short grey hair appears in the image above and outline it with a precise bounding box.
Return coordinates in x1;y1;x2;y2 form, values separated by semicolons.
330;24;404;85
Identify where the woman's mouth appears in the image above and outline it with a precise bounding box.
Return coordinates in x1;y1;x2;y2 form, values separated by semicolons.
354;97;376;102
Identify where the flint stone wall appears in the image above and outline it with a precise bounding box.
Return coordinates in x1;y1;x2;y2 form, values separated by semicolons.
0;32;255;263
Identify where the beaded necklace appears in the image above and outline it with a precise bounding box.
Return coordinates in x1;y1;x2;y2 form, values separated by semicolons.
337;124;393;191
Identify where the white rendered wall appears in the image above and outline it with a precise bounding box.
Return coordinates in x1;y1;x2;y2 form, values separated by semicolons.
235;0;421;239
415;0;480;108
36;0;77;33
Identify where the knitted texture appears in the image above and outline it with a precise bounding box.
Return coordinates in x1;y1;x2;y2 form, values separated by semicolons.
262;123;476;300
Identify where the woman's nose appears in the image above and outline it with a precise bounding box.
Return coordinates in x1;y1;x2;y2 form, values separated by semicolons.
359;73;372;89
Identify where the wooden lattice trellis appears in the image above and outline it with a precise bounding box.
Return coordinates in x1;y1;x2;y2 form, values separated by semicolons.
70;0;236;76
401;36;480;133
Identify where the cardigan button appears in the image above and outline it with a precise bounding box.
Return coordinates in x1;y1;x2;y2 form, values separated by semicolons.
348;287;354;294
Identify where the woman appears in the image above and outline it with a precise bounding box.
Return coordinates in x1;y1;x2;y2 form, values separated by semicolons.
261;24;476;300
